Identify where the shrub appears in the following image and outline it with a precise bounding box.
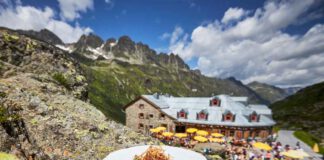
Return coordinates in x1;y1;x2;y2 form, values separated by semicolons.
52;73;71;90
0;91;6;98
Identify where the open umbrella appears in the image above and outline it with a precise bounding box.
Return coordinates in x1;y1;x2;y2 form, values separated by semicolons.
313;143;319;153
162;132;174;137
194;136;208;142
186;128;198;133
150;128;160;133
155;126;167;132
282;150;309;159
174;133;188;138
211;133;224;137
253;142;272;151
196;130;209;136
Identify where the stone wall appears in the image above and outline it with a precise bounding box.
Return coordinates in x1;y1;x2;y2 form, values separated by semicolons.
125;98;175;135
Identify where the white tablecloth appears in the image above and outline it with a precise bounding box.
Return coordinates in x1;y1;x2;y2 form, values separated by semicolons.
104;145;207;160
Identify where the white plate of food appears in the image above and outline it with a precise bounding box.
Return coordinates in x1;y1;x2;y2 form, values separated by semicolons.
104;145;207;160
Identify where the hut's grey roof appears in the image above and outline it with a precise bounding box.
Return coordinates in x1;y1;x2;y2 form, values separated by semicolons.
142;94;275;127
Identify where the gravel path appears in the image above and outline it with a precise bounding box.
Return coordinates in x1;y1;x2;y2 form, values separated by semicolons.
276;130;322;160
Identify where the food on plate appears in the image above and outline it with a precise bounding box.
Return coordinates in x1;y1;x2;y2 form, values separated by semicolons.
134;146;171;160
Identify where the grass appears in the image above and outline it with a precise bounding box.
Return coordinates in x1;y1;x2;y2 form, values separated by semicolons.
52;73;71;90
293;130;324;154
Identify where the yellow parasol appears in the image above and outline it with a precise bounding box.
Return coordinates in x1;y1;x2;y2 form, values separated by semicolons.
313;143;319;153
194;136;208;142
209;138;217;142
174;133;188;138
253;142;272;151
155;126;167;132
211;133;224;137
186;128;198;133
196;130;209;136
150;128;160;133
162;132;174;137
282;150;309;159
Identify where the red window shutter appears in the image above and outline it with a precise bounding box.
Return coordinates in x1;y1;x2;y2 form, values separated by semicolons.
199;113;205;119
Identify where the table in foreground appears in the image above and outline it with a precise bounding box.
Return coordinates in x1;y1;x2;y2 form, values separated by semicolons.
104;145;207;160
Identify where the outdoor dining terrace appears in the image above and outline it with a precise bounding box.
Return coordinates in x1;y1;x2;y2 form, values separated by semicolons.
148;126;315;160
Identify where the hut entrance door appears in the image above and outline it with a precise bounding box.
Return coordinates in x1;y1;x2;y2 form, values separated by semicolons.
175;125;186;133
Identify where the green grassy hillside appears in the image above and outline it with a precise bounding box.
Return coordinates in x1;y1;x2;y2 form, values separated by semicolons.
271;81;324;141
79;57;266;123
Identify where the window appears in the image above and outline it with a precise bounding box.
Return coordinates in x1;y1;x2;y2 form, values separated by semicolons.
159;113;165;120
225;114;232;121
149;125;153;129
230;130;235;136
138;123;144;129
179;112;186;118
199;113;206;119
139;103;144;109
250;112;258;122
138;113;144;119
210;98;221;106
149;114;154;118
177;109;188;119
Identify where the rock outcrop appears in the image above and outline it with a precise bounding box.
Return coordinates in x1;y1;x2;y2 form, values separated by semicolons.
16;28;63;45
0;27;158;160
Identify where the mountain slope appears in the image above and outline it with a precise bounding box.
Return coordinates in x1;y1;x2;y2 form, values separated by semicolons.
70;34;268;123
16;28;64;45
0;27;158;159
9;29;269;124
270;81;324;140
247;81;289;103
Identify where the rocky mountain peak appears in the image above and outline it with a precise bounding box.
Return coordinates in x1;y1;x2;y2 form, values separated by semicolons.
156;53;189;70
103;38;117;51
113;35;136;53
75;33;104;49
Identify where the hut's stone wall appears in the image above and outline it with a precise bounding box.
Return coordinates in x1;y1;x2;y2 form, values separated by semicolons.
125;98;175;135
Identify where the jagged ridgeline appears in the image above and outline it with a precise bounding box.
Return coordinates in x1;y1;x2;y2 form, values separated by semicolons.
3;27;268;123
65;32;268;123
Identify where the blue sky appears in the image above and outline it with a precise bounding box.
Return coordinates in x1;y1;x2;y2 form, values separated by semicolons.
0;0;324;87
18;0;266;50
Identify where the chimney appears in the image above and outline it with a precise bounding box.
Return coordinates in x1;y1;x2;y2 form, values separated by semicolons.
153;93;160;99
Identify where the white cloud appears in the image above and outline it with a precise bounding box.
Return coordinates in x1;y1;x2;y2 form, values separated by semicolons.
169;0;324;87
160;32;170;40
170;26;184;44
58;0;94;21
0;2;92;43
221;7;247;23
